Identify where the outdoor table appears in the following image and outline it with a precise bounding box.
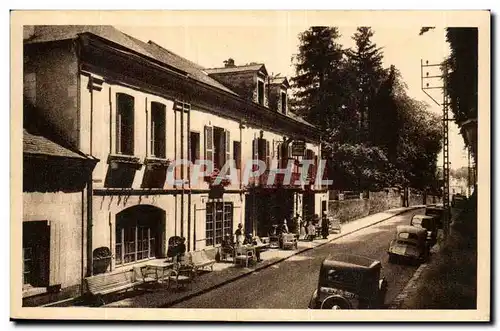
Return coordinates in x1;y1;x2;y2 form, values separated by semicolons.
146;260;174;283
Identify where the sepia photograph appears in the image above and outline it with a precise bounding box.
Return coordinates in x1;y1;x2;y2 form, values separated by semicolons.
10;10;490;322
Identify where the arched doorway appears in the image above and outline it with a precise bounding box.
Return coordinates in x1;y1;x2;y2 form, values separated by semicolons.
115;205;166;266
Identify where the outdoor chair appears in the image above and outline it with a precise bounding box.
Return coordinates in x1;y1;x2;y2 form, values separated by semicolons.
132;266;157;291
234;246;254;268
166;263;195;291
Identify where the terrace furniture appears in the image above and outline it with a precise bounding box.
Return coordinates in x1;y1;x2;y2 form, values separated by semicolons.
253;236;270;251
145;260;175;284
84;270;141;306
187;250;216;275
234;245;256;268
166;263;195;290
281;233;298;250
133;266;158;291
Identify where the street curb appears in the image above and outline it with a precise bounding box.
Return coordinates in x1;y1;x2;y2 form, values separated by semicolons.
159;206;424;308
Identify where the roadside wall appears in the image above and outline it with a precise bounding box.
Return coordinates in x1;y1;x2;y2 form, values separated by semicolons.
328;189;440;224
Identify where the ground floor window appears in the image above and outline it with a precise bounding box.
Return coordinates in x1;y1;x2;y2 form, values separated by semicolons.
206;201;233;246
23;221;50;289
115;206;164;266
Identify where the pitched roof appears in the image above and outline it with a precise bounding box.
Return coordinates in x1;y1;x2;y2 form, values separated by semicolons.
25;25;237;95
269;76;290;88
24;26;315;130
23;129;88;160
205;63;267;75
141;41;237;95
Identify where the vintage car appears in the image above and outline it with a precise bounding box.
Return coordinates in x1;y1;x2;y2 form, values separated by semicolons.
388;225;429;264
308;254;388;309
410;214;438;247
425;204;444;229
451;194;467;208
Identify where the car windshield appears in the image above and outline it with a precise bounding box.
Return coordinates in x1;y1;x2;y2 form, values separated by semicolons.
321;268;365;291
399;232;419;240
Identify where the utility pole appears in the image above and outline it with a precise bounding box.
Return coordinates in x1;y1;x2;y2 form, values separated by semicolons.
421;59;454;239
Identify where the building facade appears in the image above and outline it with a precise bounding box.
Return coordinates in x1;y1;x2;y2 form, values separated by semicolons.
22;25;328;303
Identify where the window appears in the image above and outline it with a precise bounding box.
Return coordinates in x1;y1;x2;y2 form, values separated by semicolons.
257;80;265;105
190;132;200;163
281;91;287;114
115;206;163;266
213;127;225;170
278;143;290;169
233;141;241;169
23;221;50;288
205;126;230;172
150;102;166;158
116;93;135;155
206;202;233;246
258;138;271;168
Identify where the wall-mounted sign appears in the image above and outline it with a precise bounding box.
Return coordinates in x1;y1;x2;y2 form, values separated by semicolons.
291;140;306;156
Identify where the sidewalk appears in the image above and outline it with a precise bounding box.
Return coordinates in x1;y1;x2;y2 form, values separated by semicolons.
100;205;423;308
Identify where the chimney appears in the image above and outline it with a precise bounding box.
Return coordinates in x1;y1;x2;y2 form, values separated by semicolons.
223;58;235;68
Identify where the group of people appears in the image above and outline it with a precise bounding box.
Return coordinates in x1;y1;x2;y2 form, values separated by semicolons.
220;223;262;262
295;212;330;241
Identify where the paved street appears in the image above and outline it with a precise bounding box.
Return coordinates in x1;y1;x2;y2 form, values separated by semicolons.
170;208;424;309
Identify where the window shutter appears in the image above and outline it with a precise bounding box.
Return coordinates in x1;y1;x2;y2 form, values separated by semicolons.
225;130;231;175
252;138;259;171
204;126;213;171
266;140;270;169
48;221;61;286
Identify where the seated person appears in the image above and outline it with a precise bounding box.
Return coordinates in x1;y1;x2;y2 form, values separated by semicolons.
222;234;234;249
243;233;254;245
242;234;262;262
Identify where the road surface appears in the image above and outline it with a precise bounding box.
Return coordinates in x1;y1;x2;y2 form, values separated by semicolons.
170;209;424;309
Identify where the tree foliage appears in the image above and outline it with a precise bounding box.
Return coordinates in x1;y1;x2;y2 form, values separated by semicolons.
444;28;478;124
291;26;442;191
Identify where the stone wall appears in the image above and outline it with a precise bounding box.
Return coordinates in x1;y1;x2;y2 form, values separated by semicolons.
328;189;440;224
328;190;401;223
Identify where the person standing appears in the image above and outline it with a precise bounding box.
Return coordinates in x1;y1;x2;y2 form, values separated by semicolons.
235;223;244;246
321;211;330;239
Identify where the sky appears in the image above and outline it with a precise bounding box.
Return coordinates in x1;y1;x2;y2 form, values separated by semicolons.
117;17;469;170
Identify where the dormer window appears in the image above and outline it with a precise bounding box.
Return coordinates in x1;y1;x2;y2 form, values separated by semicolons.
257;80;265;105
281;91;287;114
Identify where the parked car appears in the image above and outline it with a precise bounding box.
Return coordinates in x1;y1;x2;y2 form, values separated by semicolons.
410;214;438;247
308;254;388;309
451;194;467;208
425;204;444;229
388;225;429;264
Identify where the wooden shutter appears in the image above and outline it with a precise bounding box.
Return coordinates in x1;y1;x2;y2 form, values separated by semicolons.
266;140;270;169
225;130;231;175
49;221;61;286
204;126;213;171
252;138;259;171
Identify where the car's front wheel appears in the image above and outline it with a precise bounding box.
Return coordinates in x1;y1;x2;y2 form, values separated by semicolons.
321;296;351;309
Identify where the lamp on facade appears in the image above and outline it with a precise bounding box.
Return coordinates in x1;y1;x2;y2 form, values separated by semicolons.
460;118;478;162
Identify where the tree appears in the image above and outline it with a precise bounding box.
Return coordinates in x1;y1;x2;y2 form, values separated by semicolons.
444;28;478;124
346;27;385;138
444;28;478;156
290;27;346;133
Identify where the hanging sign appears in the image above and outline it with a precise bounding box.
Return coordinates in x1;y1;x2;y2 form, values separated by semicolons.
291;140;306;156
